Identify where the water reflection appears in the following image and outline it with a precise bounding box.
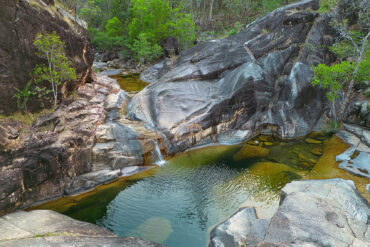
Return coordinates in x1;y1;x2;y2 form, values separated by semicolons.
29;134;370;247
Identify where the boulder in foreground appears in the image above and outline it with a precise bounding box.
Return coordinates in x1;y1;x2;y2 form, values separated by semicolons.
209;178;370;247
0;210;165;247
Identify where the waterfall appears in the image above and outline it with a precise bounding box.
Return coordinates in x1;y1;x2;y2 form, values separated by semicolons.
152;140;166;166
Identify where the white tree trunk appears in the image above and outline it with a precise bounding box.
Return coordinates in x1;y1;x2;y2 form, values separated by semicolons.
338;31;370;122
209;0;214;21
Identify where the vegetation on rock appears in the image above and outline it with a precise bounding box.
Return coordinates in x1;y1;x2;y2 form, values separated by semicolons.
14;32;76;110
311;1;369;129
60;0;297;62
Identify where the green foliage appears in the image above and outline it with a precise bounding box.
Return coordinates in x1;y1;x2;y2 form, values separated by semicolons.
89;17;126;51
329;32;370;59
312;51;369;101
128;0;196;59
318;0;338;13
79;0;102;27
106;17;123;37
129;33;163;63
13;81;34;111
311;52;369;127
311;62;352;102
33;31;76;106
228;21;243;36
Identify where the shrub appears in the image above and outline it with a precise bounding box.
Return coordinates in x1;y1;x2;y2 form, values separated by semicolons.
129;33;163;63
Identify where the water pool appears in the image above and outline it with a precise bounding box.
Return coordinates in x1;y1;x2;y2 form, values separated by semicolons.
29;134;369;247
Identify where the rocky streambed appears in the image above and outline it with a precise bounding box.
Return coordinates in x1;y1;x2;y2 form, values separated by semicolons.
0;0;369;246
24;133;370;247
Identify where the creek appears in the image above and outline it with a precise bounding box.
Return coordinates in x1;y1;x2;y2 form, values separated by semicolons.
29;134;369;247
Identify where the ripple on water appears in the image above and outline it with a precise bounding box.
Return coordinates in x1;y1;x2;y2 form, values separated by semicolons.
28;134;369;247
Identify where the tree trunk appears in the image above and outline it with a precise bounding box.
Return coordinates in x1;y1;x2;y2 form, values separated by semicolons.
332;99;338;129
338;31;370;122
209;0;214;21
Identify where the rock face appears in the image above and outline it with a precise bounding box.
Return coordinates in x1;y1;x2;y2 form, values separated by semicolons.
0;210;165;247
336;124;370;178
209;207;270;247
129;0;335;153
0;75;148;215
209;179;370;247
0;0;94;114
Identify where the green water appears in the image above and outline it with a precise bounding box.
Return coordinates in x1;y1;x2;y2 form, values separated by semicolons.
31;135;334;247
111;73;149;93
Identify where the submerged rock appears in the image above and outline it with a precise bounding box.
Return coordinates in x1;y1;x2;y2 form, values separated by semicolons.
209;178;370;247
233;145;270;160
129;0;333;153
305;138;322;144
0;210;165;247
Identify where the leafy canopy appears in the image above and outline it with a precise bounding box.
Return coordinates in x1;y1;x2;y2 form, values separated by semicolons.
129;0;196;50
311;52;369;102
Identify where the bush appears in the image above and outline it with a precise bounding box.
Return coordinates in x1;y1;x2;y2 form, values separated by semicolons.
228;21;243;36
129;33;163;63
89;17;126;51
106;17;123;37
128;0;196;51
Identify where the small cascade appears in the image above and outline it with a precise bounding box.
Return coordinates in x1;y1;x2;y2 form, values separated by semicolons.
152;140;166;166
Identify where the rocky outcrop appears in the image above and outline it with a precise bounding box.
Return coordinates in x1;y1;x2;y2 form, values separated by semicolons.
0;210;165;247
336;124;370;178
209;179;370;247
0;0;94;114
0;75;156;215
129;0;335;153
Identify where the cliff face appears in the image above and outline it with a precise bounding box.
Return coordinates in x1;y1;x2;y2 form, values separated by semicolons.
0;0;94;114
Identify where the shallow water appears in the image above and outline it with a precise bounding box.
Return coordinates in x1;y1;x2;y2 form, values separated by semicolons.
110;73;149;93
29;134;370;247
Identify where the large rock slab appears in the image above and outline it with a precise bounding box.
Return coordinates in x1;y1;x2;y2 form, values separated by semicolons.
209;179;370;247
0;210;165;247
129;0;334;153
336;125;370;178
209;207;270;247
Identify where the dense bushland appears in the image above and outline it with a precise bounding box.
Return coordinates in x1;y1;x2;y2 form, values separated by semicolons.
57;0;296;62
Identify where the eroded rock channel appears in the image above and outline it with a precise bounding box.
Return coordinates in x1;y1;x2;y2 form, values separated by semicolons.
0;0;369;246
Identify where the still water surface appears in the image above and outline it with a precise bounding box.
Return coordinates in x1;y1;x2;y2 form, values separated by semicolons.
30;134;369;247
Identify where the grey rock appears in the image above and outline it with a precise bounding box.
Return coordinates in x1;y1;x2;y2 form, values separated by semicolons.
129;0;332;153
265;179;369;247
105;90;128;111
209;207;270;247
0;210;165;247
210;179;370;247
98;69;124;77
336;128;370;178
92;122;143;171
338;151;370;179
93;61;108;70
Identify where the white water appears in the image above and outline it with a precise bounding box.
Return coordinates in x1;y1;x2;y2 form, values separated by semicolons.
153;140;166;166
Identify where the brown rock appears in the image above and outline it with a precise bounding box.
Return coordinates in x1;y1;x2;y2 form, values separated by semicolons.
0;0;94;114
233;144;270;160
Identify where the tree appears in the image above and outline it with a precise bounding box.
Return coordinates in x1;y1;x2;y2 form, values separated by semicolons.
311;0;369;129
128;0;196;51
33;32;76;106
106;17;123;37
311;49;369;129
